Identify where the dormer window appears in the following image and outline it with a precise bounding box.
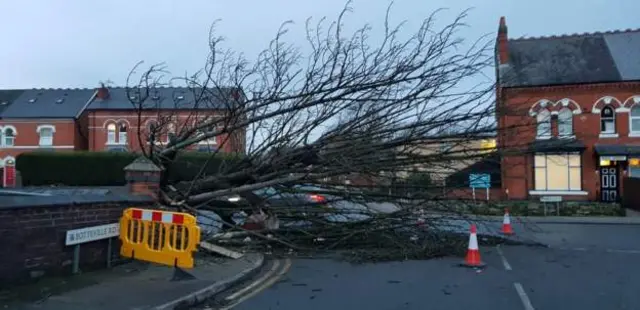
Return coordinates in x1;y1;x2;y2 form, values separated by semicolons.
601;106;615;134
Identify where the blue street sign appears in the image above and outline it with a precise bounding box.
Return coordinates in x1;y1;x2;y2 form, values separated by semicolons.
469;173;491;189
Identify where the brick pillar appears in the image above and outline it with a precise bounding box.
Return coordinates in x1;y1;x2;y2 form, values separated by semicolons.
123;156;162;199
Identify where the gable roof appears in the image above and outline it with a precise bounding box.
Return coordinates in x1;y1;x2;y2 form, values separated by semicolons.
0;90;26;115
86;87;241;110
0;89;94;119
500;29;640;88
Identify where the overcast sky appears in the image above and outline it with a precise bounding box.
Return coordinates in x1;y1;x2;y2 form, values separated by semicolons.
0;0;637;89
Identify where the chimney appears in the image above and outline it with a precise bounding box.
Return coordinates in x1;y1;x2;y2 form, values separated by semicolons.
497;16;509;65
96;83;110;100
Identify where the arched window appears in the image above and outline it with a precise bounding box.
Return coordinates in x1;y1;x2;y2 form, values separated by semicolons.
107;123;117;144
3;127;15;146
118;122;128;144
37;125;55;146
146;120;158;143
601;106;616;134
166;123;176;143
630;105;640;134
536;109;551;138
558;108;573;137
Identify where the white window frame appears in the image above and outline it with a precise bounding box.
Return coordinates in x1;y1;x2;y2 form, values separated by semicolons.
1;126;17;147
118;123;128;145
166;123;176;143
630;105;640;137
600;105;616;135
106;123;117;144
532;152;584;193
558;108;574;138
536;109;551;139
197;124;218;145
36;125;56;146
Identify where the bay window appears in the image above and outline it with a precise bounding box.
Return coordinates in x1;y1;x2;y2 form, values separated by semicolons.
534;153;581;191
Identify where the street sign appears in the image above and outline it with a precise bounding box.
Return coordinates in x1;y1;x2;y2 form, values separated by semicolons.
469;173;491;189
540;196;562;203
65;223;119;246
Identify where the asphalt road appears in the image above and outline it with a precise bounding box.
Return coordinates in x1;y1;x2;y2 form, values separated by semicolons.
226;223;640;310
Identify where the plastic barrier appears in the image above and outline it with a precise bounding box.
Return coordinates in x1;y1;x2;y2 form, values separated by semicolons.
120;208;200;268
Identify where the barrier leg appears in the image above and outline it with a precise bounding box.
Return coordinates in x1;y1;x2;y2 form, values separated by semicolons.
171;266;196;282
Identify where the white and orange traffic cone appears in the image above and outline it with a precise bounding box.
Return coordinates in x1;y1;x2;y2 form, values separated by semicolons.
461;224;485;268
502;208;514;235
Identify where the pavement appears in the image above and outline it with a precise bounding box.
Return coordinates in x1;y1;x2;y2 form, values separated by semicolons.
1;253;264;310
227;223;640;310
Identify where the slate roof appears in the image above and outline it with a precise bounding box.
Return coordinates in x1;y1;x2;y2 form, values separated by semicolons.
87;87;241;110
500;29;640;87
0;90;26;115
0;88;94;118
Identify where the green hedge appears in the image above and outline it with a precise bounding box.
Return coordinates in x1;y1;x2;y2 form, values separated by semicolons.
16;151;243;186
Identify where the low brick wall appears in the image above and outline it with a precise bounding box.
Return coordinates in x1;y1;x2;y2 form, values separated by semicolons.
444;188;504;201
0;196;153;288
443;200;623;216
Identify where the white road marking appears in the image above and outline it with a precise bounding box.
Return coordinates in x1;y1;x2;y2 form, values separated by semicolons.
496;245;512;271
221;259;292;310
225;260;281;301
606;249;640;254
514;282;535;310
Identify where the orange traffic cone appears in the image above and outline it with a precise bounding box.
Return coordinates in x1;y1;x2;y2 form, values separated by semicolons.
461;224;485;268
502;209;514;235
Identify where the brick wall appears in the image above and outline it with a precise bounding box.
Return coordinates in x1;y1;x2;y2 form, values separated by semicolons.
0;200;152;288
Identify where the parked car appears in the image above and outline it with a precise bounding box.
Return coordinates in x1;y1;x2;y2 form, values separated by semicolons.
252;184;373;224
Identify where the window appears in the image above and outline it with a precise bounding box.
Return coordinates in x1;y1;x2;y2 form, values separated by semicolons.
534;153;581;191
166;123;176;143
631;105;640;133
38;126;54;146
601;106;616;133
629;158;640;178
536;109;551;138
107;123;117;144
118;123;128;144
146;120;158;143
197;144;218;152
558;108;573;137
3;128;15;146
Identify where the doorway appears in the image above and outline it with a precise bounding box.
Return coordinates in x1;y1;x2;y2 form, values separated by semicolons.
600;165;618;202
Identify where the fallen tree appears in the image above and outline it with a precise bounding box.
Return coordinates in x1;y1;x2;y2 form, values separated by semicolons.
122;2;506;260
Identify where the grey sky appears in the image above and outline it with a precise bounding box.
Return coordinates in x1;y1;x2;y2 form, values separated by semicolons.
0;0;637;88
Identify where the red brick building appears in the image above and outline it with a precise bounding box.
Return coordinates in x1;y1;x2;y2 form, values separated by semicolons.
0;89;93;168
82;86;246;153
496;17;640;202
0;86;246;175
